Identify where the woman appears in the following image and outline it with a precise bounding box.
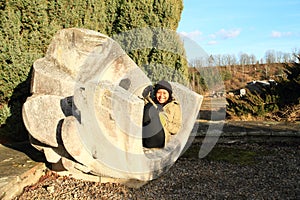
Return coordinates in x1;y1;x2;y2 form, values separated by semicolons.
142;80;182;148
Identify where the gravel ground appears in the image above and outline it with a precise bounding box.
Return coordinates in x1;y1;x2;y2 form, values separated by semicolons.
15;140;299;200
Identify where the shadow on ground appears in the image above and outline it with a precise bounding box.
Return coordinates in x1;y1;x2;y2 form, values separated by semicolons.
0;67;47;169
0;68;33;143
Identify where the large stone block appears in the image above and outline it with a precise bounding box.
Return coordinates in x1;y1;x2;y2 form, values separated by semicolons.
23;28;203;185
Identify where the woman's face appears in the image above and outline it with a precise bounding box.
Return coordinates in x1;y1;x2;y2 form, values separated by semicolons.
156;89;170;104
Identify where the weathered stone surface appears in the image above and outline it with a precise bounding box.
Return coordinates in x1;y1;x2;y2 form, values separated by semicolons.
23;28;203;184
22;94;66;147
31;28;150;97
61;157;91;174
31;29;109;96
0;163;46;200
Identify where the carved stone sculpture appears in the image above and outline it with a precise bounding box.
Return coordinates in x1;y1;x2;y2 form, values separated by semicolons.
22;28;203;186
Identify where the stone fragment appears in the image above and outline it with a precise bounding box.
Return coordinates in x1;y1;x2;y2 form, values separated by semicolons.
22;94;67;147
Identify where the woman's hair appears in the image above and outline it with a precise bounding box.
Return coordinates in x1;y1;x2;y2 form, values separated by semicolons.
153;80;173;105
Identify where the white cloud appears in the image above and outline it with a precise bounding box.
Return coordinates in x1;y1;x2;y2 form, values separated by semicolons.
271;31;282;38
207;40;218;45
216;28;241;39
271;31;292;38
179;28;241;46
209;33;217;39
179;30;203;40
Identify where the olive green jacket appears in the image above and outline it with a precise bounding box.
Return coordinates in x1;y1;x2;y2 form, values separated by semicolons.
143;97;182;145
160;100;182;143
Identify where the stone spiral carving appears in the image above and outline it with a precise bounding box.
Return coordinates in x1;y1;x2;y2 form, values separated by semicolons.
22;28;203;185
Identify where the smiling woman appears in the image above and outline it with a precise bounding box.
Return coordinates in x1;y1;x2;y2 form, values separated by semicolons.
142;80;182;148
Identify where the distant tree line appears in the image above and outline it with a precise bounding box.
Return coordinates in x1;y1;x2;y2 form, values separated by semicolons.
187;48;300;94
190;49;300;68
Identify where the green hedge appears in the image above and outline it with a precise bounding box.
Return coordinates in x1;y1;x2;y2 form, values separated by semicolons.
0;0;187;140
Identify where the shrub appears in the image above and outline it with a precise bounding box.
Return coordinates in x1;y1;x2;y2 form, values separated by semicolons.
0;0;186;140
226;54;300;120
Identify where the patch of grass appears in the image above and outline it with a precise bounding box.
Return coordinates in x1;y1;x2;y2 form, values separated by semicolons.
181;143;201;159
205;146;258;165
181;143;271;166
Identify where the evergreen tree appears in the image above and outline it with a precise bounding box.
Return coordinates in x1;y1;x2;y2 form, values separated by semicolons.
0;0;186;140
278;54;300;105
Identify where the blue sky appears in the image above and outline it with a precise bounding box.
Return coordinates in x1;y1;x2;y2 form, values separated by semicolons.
177;0;300;60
